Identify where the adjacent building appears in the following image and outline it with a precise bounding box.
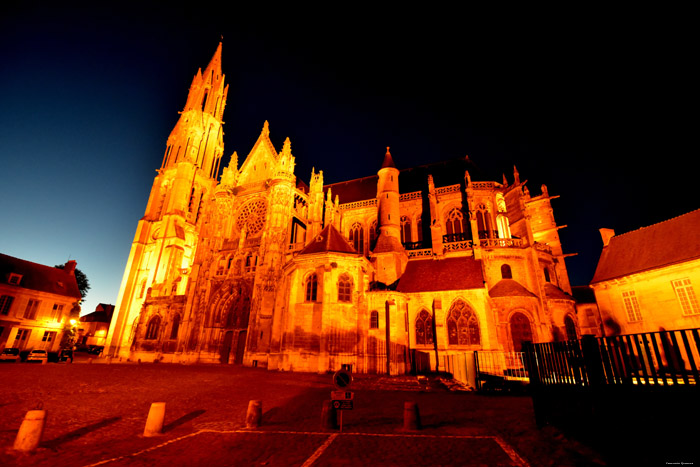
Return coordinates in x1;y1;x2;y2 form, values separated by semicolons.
105;43;578;373
76;303;115;349
0;253;82;352
590;209;700;335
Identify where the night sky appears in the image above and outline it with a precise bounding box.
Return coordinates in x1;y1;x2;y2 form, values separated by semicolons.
1;3;695;314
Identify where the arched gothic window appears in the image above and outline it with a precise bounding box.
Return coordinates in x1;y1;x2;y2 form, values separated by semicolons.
415;310;434;345
170;314;181;340
446;300;480;346
370;310;379;329
400;216;411;243
245;254;257;274
477;210;493;239
349;223;364;254
369;220;378;251
445;208;470;242
305;274;318;302
509;312;532;352
338;274;352;302
145;316;161;340
564;315;578;341
501;264;512;279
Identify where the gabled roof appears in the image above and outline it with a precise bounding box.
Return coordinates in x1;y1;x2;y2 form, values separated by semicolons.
591;209;700;284
488;279;537;298
0;253;81;299
396;257;484;293
81;304;115;323
298;224;358;255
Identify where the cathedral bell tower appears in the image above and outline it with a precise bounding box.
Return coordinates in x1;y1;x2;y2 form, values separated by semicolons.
106;43;228;358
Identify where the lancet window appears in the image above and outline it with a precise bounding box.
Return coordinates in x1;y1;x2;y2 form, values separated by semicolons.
400;216;411;243
145;316;161;340
564;315;578;341
446;300;480;346
415;310;434;345
338;274;352;302
476;208;494;239
349;223;364;255
170;314;181;340
305;274;318;302
370;310;379;329
369;220;378;251
444;208;470;242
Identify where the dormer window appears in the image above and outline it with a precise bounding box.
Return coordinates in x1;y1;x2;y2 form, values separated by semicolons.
8;273;22;286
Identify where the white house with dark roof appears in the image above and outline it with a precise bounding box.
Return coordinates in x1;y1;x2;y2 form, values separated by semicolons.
0;253;81;353
590;209;700;336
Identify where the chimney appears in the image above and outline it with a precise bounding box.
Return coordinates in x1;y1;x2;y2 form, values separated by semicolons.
64;260;77;275
599;228;615;247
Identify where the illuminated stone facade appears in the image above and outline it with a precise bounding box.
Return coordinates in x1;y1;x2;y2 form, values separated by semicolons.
0;254;81;353
105;44;578;373
591;210;700;336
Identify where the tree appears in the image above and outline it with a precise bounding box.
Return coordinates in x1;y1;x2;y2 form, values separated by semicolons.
55;264;91;300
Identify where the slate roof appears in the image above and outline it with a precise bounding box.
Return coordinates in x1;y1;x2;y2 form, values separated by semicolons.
488;279;537;298
325;156;485;205
0;253;81;299
298;224;358;255
80;304;115;323
396;257;484;293
591;209;700;284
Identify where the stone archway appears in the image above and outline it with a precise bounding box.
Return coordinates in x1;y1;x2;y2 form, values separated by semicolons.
509;312;533;352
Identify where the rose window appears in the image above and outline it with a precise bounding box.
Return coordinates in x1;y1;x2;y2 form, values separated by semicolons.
236;200;267;236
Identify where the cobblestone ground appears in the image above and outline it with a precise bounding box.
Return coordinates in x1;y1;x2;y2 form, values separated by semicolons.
0;360;607;467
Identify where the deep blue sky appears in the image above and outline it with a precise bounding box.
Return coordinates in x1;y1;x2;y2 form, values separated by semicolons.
1;3;695;314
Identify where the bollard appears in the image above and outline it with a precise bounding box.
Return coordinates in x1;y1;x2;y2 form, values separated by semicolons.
143;402;166;437
403;401;421;431
245;400;262;428
88;357;93;364
321;400;338;430
14;409;47;451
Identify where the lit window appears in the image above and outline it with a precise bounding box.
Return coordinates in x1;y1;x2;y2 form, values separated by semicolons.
0;295;14;315
672;278;700;316
41;331;56;342
370;310;379;329
622;291;642;322
338;274;352;302
305;274;318;302
52;303;64;321
415;310;434;345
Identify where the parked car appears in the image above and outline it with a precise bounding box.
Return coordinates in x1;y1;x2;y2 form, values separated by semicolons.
87;345;104;355
26;349;48;363
0;348;21;363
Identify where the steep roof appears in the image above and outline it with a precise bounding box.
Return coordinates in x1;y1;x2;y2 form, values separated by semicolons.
324;156;484;205
591;209;700;284
396;257;484;293
298;224;358;255
488;279;537;298
81;304;115;323
0;253;81;299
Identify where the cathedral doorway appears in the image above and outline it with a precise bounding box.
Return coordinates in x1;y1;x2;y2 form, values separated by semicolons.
509;312;533;352
234;330;247;364
220;331;234;364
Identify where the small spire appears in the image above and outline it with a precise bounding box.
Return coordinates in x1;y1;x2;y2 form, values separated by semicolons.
381;146;396;169
513;165;520;185
262;120;270;136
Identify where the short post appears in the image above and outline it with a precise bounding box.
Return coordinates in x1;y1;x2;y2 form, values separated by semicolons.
143;402;166;437
246;400;262;428
13;409;46;451
321;400;338;430
403;402;421;431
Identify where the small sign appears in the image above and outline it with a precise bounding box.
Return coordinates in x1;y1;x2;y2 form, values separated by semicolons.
332;400;353;410
331;390;354;400
333;369;353;389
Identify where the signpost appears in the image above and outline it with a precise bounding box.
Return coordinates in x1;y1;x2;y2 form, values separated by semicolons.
331;370;353;432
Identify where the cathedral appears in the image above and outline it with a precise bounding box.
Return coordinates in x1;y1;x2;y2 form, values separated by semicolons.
105;43;578;374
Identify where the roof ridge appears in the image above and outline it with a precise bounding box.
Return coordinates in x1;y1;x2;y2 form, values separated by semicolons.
613;208;700;239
